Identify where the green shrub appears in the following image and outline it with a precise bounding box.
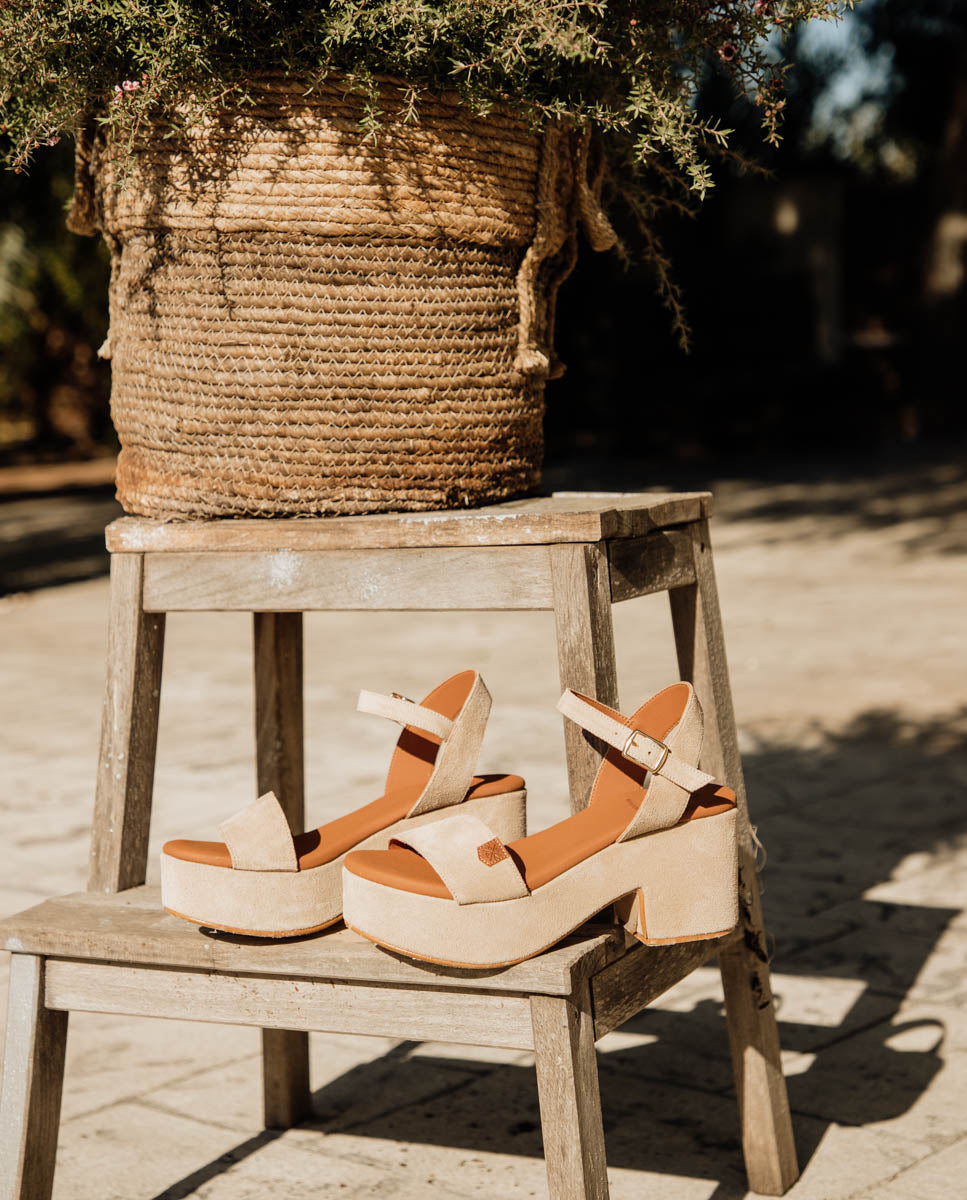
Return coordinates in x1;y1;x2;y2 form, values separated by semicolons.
0;2;846;346
1;2;845;189
0;142;111;459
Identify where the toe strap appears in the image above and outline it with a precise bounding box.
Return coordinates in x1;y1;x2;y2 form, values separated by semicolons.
390;812;529;905
219;791;298;872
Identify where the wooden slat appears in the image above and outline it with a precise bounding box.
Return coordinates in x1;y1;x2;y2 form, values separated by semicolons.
669;520;799;1196
607;529;696;603
590;935;733;1041
142;546;554;611
261;1030;310;1131
43;962;536;1050
106;492;712;554
252;613;311;1130
0;956;68;1200
531;985;609;1199
550;543;619;813
253;613;305;834
0;889;620;998
88;554;165;892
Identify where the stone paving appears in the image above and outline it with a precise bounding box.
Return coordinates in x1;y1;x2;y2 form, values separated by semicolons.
1;456;965;1198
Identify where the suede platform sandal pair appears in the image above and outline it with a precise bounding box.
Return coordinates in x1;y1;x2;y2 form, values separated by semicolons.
162;673;740;968
161;670;526;937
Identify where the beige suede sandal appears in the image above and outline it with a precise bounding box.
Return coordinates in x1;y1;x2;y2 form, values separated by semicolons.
160;670;526;937
342;682;738;967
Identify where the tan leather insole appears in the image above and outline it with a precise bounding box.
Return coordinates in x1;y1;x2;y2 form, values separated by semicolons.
164;671;520;871
346;683;736;898
164;773;524;869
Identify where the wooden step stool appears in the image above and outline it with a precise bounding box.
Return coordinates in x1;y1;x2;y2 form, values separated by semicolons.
0;492;798;1199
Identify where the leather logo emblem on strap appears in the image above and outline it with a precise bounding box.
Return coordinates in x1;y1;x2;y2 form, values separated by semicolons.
477;838;509;867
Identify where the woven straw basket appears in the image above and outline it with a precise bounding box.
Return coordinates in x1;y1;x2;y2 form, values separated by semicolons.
70;77;612;518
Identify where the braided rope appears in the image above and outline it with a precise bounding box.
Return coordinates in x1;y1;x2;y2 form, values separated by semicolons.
80;77;590;518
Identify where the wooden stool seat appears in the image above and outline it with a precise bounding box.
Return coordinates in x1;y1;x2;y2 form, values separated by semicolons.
0;492;799;1200
0;887;734;1045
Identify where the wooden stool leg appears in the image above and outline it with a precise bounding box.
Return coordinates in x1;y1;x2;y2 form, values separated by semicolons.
531;988;609;1200
0;956;68;1200
669;520;799;1196
89;553;166;893
253;613;312;1129
550;543;619;813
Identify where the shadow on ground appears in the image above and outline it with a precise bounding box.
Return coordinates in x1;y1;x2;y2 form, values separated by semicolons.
148;705;966;1199
544;442;967;556
1;442;964;601
0;485;121;595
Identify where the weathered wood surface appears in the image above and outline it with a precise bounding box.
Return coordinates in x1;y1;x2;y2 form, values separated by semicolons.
589;933;735;1041
106;492;712;554
550;543;619;813
669;520;799;1196
88;553;165;893
0;956;68;1200
252;612;311;1129
142;546;556;611
608;529;697;603
0;890;624;998
43;962;536;1051
261;1029;310;1130
253;613;305;836
532;986;610;1200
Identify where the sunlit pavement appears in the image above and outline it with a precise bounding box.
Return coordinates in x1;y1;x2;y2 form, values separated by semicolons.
1;459;965;1198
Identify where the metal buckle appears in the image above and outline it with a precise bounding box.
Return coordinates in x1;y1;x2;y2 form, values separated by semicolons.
621;729;670;774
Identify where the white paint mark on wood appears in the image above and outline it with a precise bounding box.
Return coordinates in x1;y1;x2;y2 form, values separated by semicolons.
267;550;301;590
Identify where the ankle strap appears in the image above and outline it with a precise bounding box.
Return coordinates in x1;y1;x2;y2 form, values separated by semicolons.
357;690;455;741
556;690;713;794
557;686;715;835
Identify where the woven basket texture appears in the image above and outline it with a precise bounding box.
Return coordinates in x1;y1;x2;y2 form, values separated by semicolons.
81;77;582;518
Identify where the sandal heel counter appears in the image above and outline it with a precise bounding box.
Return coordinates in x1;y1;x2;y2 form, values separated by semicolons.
462;787;527;843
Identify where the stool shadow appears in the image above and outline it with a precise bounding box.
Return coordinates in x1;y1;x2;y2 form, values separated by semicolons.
292;894;948;1186
144;706;963;1197
149;1131;283;1200
303;706;961;1191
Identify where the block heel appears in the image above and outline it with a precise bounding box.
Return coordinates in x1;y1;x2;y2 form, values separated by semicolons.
617;808;738;944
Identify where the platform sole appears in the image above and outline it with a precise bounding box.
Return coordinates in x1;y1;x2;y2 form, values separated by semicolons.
161;788;526;938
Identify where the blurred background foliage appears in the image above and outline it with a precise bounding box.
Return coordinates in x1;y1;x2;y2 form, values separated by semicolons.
1;0;966;471
550;0;967;468
0;143;112;465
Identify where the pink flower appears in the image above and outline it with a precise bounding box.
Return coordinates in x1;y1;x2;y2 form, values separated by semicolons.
113;78;143;104
718;42;738;62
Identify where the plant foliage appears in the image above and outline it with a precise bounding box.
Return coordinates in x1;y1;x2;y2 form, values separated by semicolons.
0;1;847;342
